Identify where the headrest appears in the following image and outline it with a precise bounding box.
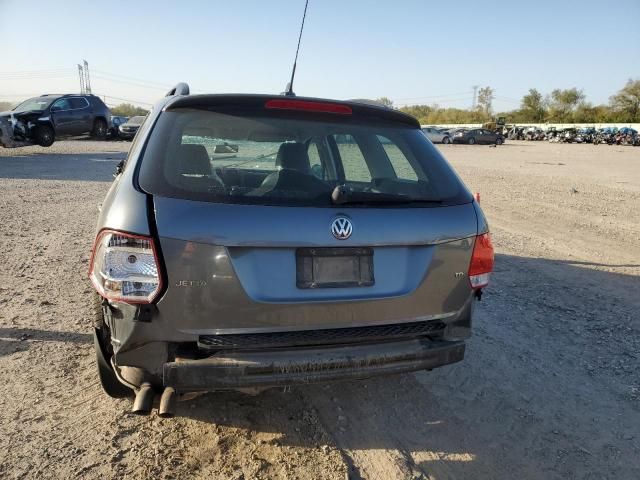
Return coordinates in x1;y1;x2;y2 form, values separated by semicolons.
178;144;211;176
275;142;310;173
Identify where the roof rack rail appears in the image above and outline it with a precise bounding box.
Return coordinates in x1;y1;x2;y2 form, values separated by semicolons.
165;83;190;97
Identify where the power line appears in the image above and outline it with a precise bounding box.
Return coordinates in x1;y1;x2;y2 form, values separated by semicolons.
395;97;474;107
0;66;71;73
91;69;174;89
0;93;43;98
0;73;75;80
0;68;75;79
494;95;522;104
392;91;472;102
92;74;168;91
100;95;153;106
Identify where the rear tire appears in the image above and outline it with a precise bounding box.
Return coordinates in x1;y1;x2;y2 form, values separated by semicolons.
91;118;108;139
34;125;55;147
93;296;133;398
468;137;476;145
442;136;451;144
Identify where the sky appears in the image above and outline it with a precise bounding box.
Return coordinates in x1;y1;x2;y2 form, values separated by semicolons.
1;0;639;112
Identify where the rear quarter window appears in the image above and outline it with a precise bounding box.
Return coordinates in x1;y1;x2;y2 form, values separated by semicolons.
333;135;372;182
377;135;418;181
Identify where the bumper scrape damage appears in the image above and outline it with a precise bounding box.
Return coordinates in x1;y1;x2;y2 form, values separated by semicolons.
100;296;474;393
164;339;465;390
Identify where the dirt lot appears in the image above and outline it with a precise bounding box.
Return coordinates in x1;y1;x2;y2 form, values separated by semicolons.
0;140;638;480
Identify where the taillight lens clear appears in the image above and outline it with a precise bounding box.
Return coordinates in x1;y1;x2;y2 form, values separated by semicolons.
468;233;494;289
89;230;162;303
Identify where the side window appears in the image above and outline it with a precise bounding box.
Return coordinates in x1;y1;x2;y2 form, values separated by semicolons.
307;141;324;179
332;134;371;182
51;99;71;111
69;97;89;109
377;135;418;181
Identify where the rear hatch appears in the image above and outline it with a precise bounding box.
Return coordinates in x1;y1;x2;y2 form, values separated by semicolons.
138;95;478;334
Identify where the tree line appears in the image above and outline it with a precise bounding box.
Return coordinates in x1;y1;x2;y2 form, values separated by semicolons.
109;103;149;117
391;79;640;125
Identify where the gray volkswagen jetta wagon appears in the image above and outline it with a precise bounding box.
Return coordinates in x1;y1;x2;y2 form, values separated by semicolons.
89;84;493;416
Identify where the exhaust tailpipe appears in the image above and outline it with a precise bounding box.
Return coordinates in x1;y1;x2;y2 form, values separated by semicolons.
158;387;177;418
132;382;154;415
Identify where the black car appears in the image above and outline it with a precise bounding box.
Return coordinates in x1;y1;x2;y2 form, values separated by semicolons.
118;115;146;140
452;128;504;145
0;94;111;148
108;116;129;139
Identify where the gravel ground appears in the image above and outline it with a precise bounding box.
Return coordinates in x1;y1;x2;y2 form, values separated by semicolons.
0;140;638;479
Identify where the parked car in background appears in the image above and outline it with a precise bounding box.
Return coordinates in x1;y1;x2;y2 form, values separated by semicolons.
0;94;111;148
421;126;451;144
118;115;146;140
575;127;596;144
109;116;129;139
448;128;468;138
453;128;504;145
90;84;493;415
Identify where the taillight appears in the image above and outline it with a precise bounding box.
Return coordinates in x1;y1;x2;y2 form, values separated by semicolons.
89;230;162;304
265;99;352;115
468;233;494;289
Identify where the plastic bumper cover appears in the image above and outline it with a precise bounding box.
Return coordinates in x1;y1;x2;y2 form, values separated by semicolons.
163;338;465;391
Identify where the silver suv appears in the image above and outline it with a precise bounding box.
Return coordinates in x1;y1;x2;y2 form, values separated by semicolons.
89;84;494;416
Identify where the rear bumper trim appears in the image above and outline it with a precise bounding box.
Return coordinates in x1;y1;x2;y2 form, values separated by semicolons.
163;339;465;390
198;319;446;351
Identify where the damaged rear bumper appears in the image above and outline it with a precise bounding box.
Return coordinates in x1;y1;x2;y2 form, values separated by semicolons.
163;338;465;391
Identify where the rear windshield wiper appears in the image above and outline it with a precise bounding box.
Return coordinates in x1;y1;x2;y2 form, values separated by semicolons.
330;185;442;205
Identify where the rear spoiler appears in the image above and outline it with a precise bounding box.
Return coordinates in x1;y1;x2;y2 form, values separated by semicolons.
164;92;420;128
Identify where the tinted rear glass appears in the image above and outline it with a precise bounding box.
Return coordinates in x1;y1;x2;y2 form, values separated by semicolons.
138;108;472;207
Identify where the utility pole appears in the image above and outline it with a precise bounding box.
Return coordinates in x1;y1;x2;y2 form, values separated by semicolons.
83;60;92;94
77;65;85;94
472;85;479;109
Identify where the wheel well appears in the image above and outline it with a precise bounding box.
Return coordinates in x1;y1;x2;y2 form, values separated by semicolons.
93;116;107;126
35;121;54;130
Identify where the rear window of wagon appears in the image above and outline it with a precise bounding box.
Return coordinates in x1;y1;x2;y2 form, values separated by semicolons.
138;107;472;207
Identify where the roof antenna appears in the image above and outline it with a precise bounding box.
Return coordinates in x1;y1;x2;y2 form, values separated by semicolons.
283;0;309;96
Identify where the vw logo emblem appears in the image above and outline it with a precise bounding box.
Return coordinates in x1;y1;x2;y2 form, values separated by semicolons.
331;217;353;240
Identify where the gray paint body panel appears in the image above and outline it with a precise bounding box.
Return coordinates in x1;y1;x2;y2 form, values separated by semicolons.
155;235;476;334
96;174;150;236
153;197;477;247
150;198;479;332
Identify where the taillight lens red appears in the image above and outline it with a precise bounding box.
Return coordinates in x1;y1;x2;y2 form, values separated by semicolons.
265;99;352;115
89;230;162;304
468;233;494;289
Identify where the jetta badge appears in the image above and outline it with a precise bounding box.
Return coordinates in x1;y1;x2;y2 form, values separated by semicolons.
331;217;353;240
